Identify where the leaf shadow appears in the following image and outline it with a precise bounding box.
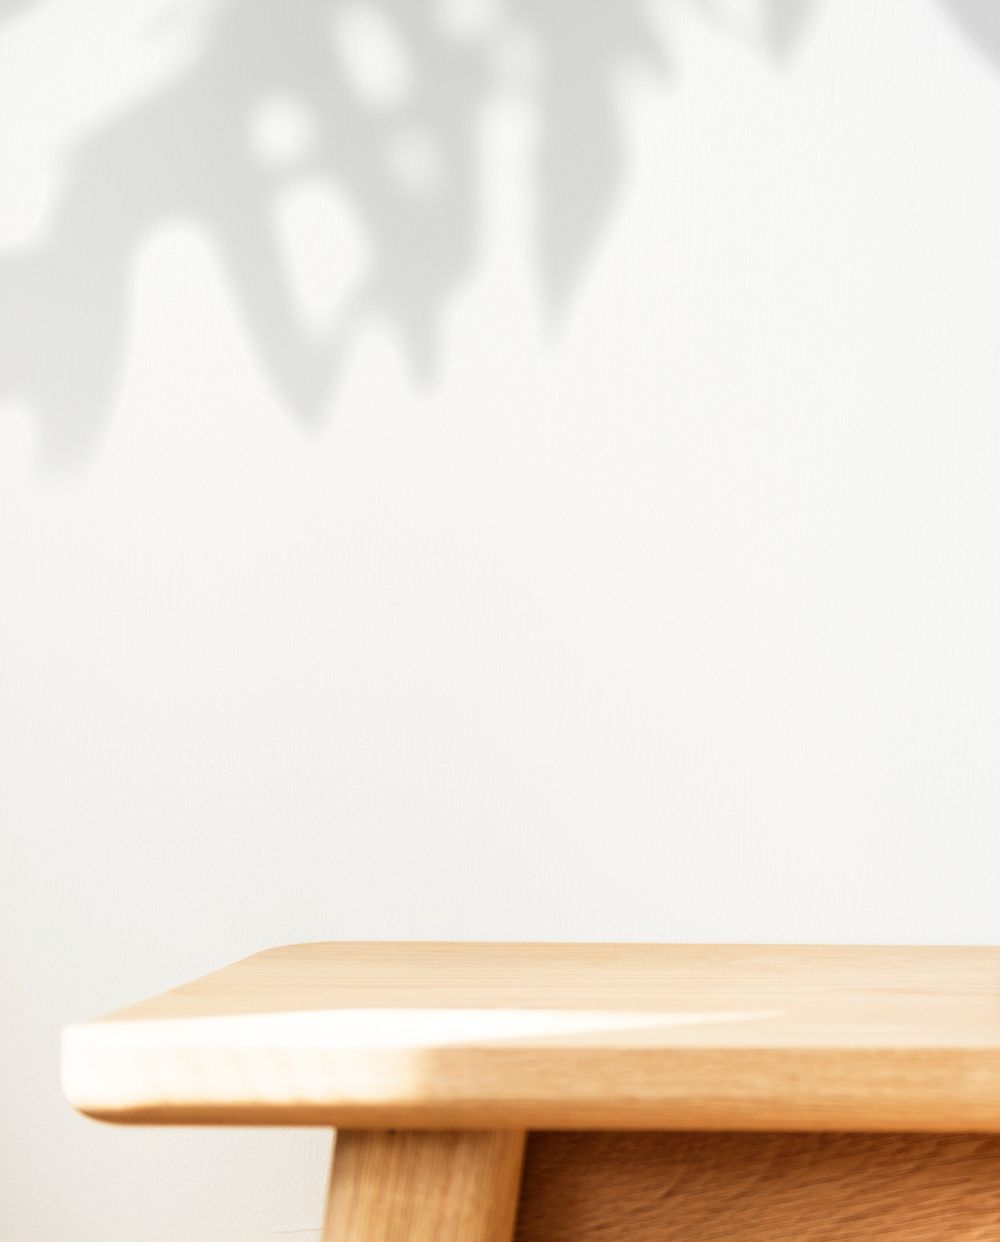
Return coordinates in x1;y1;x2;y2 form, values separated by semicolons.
937;0;1000;70
0;0;822;469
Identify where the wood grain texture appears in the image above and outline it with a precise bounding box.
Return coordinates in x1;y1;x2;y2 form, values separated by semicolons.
323;1129;524;1242
62;942;1000;1130
514;1131;1000;1241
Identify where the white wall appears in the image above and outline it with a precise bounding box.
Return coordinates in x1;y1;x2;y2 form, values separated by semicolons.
4;0;1000;1237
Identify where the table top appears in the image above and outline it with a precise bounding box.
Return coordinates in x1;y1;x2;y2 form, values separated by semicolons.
62;942;1000;1131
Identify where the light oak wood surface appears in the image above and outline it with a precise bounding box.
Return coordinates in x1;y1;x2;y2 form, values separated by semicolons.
514;1131;1000;1241
324;1129;524;1242
62;942;1000;1130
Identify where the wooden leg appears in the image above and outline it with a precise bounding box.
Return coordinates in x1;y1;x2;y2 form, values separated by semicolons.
322;1129;526;1242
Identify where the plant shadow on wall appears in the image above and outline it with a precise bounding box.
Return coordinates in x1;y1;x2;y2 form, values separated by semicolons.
0;0;996;469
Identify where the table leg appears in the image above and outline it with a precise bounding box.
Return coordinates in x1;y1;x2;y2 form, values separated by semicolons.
323;1129;526;1242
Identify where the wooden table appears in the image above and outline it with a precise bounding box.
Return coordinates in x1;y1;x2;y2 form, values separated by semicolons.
62;943;1000;1239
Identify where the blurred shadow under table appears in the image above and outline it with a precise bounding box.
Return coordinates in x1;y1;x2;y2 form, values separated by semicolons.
62;942;1000;1239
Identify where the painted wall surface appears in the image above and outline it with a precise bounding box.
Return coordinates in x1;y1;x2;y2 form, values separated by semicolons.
3;1;1000;1237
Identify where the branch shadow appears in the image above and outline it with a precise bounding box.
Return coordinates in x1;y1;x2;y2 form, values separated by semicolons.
0;0;825;469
